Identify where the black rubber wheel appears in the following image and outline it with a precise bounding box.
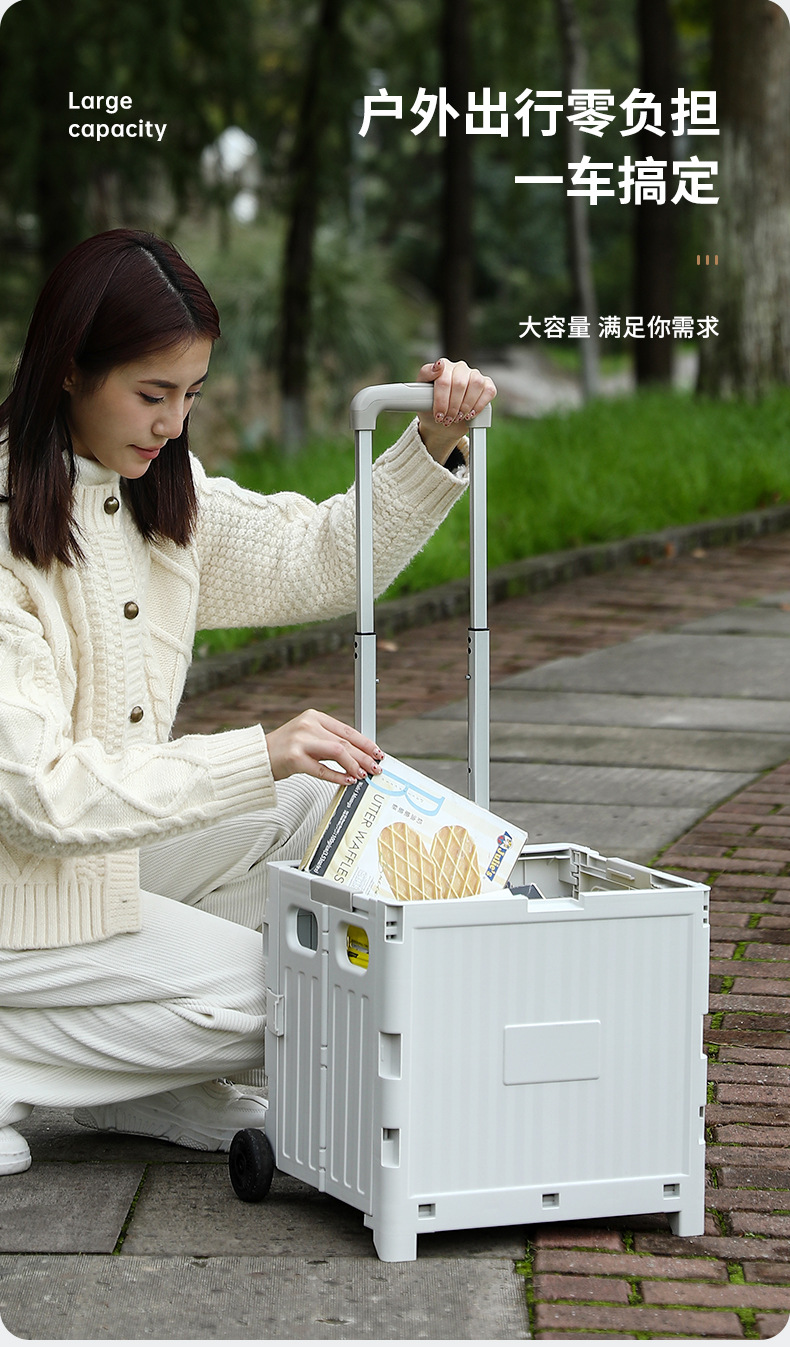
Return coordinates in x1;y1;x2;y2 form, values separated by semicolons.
228;1127;275;1203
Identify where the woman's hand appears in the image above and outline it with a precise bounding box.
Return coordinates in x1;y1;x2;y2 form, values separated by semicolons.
416;358;497;464
266;709;383;786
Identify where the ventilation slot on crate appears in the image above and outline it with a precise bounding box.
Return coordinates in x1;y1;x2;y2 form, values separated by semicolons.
296;909;318;951
542;1192;560;1208
418;1204;436;1219
379;1032;402;1080
381;1128;400;1168
664;1183;680;1198
384;905;403;941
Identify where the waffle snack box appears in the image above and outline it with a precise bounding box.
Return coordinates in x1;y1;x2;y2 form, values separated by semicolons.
301;754;528;902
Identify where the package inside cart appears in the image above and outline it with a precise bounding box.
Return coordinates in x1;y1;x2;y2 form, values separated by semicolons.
229;384;710;1263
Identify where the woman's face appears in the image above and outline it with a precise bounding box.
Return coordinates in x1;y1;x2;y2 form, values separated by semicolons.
63;337;213;479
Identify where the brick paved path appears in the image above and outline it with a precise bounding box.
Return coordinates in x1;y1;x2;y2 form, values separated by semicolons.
526;760;790;1341
175;532;790;1341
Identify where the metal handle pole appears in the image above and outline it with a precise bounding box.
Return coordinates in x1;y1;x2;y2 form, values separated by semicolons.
355;427;376;741
349;385;492;796
467;424;490;808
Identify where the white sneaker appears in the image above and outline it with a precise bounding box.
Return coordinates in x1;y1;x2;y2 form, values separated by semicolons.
0;1125;32;1175
73;1080;268;1152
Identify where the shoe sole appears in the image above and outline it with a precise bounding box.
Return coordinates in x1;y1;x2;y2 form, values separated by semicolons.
0;1154;32;1175
73;1106;243;1152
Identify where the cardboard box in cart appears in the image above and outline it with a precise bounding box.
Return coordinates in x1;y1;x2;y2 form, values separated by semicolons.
234;383;710;1261
265;844;709;1262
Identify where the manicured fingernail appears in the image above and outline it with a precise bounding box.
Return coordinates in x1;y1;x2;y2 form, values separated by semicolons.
433;359;443;371
434;412;443;422
345;775;356;784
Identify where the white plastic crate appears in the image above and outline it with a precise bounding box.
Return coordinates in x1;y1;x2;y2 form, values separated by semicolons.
263;842;709;1262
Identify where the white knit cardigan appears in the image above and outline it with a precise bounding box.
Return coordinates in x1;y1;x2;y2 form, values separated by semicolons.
0;420;467;950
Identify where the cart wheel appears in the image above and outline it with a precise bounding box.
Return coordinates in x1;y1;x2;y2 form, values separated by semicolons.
228;1127;274;1203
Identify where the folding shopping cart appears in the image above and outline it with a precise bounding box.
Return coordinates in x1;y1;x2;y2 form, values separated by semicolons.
228;385;709;1263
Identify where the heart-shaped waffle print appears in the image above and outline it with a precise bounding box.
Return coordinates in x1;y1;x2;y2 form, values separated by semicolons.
378;823;439;902
378;823;481;901
431;825;482;898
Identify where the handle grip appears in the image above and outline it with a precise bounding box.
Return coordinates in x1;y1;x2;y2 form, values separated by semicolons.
350;381;493;431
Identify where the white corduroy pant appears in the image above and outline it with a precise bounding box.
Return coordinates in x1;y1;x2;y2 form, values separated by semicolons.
0;776;333;1129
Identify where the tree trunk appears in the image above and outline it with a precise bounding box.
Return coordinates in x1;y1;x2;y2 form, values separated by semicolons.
697;0;790;397
633;0;676;386
440;0;473;360
555;0;600;400
277;0;343;453
28;4;84;277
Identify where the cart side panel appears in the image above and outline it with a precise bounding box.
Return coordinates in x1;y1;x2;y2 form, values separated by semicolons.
267;870;326;1186
401;896;706;1201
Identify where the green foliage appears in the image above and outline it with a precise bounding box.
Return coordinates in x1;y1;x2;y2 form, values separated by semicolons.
0;0;719;429
177;218;419;437
195;387;790;654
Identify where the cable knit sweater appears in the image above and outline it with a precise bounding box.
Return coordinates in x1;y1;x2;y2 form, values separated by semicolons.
0;420;467;951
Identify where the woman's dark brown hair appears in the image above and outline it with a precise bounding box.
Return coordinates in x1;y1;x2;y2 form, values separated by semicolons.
0;228;221;567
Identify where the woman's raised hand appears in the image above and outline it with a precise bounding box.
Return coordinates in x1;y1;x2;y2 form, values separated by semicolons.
265;709;383;786
416;358;497;463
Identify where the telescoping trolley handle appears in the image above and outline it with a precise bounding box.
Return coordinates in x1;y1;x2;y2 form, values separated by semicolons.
349;383;492;809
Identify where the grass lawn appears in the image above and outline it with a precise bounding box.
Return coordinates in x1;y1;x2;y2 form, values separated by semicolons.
194;387;790;657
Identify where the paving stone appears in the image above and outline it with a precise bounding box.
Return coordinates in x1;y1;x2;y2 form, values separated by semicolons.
718;1166;790;1190
719;1047;790;1065
530;1227;625;1252
16;1107;227;1166
757;592;790;606
641;1278;790;1309
503;634;790;700
710;995;790;1014
532;1249;728;1280
0;1164;143;1254
730;1212;790;1237
533;1272;631;1303
0;1254;529;1340
675;607;790;637
381;719;790;773
533;1301;741;1336
743;1262;790;1284
634;1232;790;1260
405;759;753;810
710;1065;790;1085
755;1311;790;1337
713;1125;790;1146
706;1187;790;1212
707;1105;790;1126
120;1164;526;1262
485;800;704;863
439;689;790;733
729;980;790;997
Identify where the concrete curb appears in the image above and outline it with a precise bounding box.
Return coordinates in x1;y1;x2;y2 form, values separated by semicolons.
183;501;790;700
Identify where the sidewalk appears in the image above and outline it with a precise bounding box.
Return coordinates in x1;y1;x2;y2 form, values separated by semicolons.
2;531;790;1340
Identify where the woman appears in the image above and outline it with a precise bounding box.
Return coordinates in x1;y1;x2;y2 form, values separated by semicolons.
0;229;495;1174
